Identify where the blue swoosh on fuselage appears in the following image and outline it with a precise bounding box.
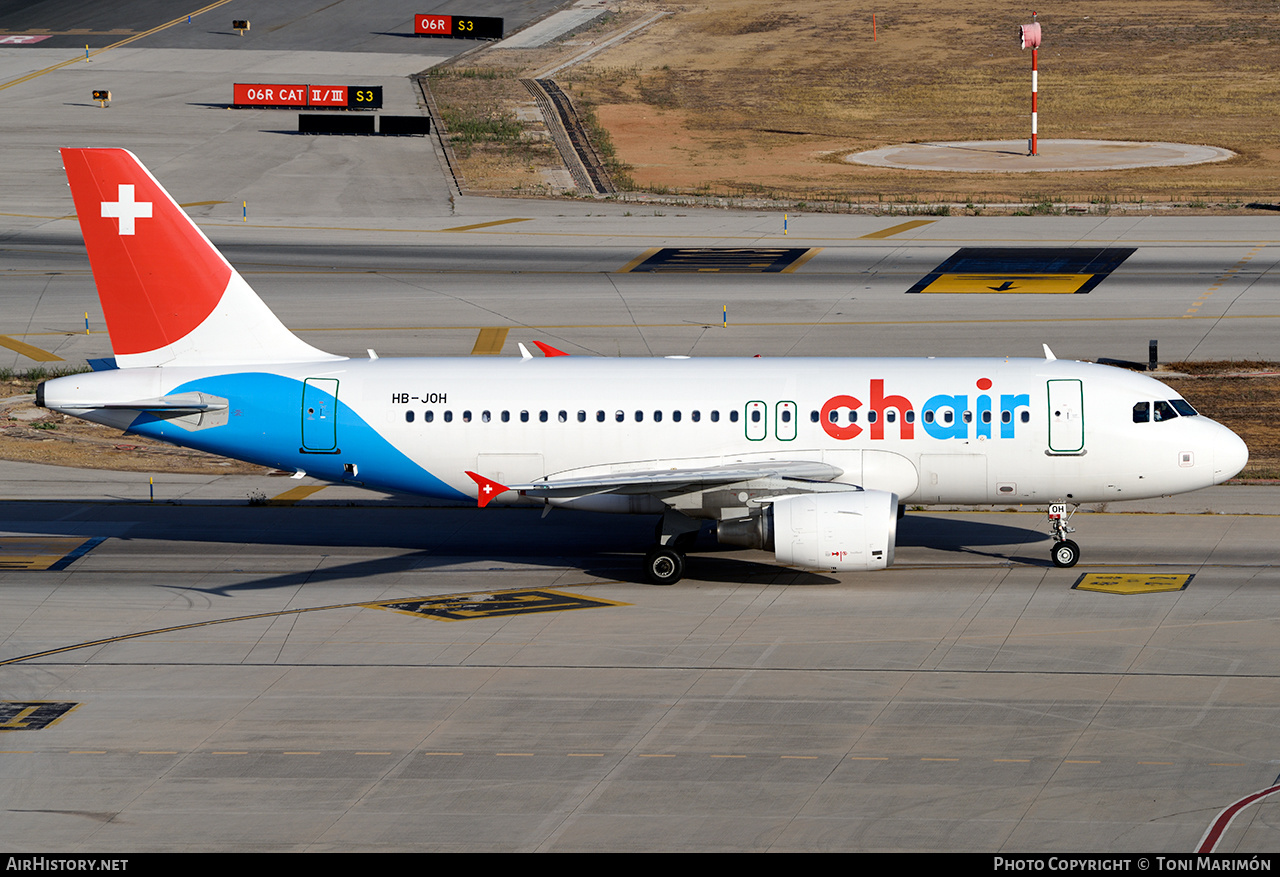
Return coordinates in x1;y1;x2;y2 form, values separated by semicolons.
125;372;468;500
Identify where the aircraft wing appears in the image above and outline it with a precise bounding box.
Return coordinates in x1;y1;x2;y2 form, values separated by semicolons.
466;460;846;508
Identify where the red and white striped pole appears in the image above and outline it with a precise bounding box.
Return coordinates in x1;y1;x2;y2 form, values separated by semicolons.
1031;46;1038;155
1020;15;1042;156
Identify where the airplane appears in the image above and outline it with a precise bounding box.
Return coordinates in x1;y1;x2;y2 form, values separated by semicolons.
38;148;1249;585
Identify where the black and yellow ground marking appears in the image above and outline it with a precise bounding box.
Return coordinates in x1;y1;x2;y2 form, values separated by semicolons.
442;218;532;232
907;247;1136;294
0;335;63;362
470;326;509;355
859;219;937;239
0;702;78;731
0;536;105;571
619;247;821;274
0;587;624;666
377;588;628;621
1073;573;1194;595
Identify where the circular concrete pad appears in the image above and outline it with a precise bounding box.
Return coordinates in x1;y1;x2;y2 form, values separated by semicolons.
848;139;1235;173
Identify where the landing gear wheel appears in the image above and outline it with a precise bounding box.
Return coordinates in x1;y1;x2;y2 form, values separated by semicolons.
644;546;685;585
1051;539;1080;568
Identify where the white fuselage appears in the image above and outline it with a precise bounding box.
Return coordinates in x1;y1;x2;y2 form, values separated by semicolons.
41;354;1248;515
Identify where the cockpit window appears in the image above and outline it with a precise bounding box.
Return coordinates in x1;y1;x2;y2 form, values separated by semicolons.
1170;399;1198;417
1153;400;1178;422
1133;402;1149;423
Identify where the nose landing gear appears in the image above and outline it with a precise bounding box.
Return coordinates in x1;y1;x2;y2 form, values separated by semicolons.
1048;502;1079;568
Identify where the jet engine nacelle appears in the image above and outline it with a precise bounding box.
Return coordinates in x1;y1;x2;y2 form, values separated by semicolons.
717;489;898;572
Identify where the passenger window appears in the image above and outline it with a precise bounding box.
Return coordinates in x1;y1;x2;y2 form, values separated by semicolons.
596;410;605;422
1001;410;1012;424
750;409;760;423
615;410;624;422
635;411;644;422
424;410;434;423
654;410;663;422
539;410;548;422
578;410;586;422
673;410;682;422
924;410;935;424
481;410;491;423
905;411;915;423
1133;402;1150;423
867;410;877;423
462;410;472;423
810;411;819;423
781;409;791;423
730;411;739;423
943;410;953;424
981;411;991;423
692;410;701;422
558;410;567;422
520;410;529;423
501;411;510;423
405;411;414;423
886;411;895;423
962;411;972;423
1020;411;1030;423
828;410;839;424
711;411;720;422
444;411;453;423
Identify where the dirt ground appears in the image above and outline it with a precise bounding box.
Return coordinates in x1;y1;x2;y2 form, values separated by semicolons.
440;0;1280;209
0;378;266;476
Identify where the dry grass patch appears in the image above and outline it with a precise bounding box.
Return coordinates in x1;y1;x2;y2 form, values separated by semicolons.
550;0;1280;205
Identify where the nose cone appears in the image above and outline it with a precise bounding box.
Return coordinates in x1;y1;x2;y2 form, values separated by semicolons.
1212;425;1249;484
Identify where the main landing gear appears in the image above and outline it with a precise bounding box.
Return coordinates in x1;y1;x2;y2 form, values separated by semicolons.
1047;502;1080;568
644;510;700;585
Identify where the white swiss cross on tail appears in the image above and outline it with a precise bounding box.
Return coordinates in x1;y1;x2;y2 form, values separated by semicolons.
100;184;152;235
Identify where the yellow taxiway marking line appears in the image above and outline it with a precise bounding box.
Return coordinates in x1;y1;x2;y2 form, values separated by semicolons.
859;220;938;239
0;335;63;362
616;246;662;273
0;0;235;92
470;326;509;355
267;485;327;505
441;218;532;232
779;247;823;273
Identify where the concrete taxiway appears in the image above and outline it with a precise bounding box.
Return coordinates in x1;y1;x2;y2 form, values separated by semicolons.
1;0;1279;854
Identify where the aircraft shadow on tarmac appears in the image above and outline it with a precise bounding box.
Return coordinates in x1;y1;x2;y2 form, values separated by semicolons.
898;513;1053;566
0;502;1053;593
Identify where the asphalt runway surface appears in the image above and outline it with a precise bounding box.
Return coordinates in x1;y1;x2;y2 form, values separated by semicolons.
1;0;1279;854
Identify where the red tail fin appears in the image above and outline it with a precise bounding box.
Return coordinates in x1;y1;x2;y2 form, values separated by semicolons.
61;148;340;368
